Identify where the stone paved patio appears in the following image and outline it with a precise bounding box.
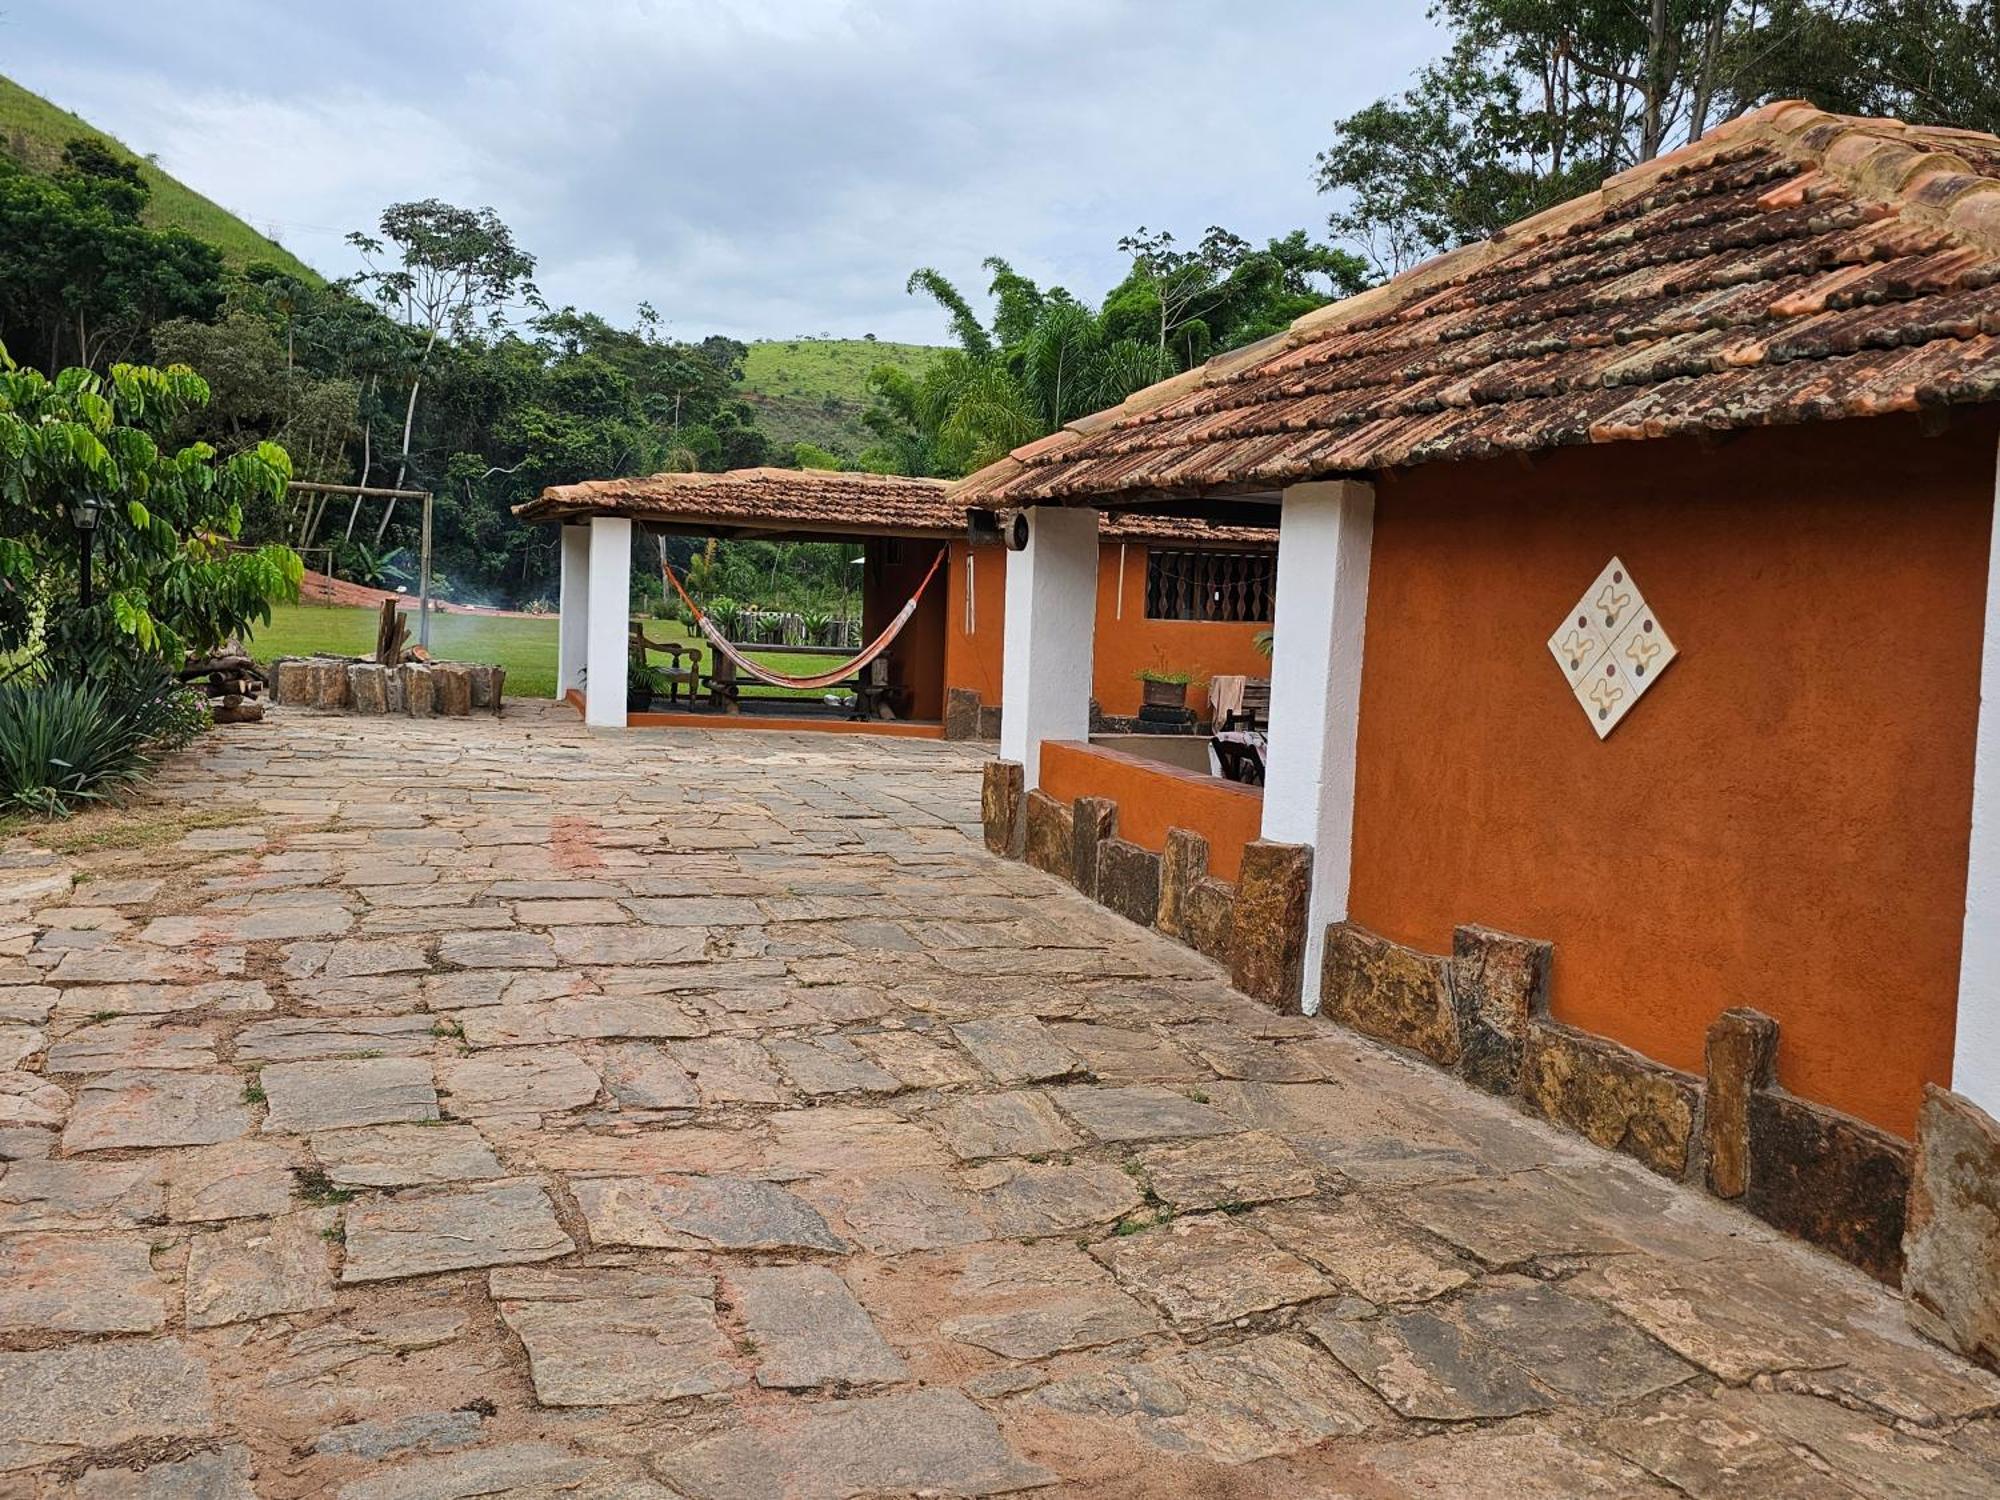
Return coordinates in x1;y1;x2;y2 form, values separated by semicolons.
2;703;1998;1498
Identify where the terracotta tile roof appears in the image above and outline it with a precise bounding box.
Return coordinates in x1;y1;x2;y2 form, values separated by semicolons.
516;466;1274;546
955;103;2000;507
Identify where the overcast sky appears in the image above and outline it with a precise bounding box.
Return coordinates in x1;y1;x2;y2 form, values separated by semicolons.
6;2;1442;346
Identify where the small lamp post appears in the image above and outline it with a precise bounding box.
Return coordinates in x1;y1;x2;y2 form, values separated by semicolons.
70;493;103;610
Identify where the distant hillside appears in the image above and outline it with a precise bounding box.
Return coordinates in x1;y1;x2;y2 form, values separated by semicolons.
738;337;941;459
0;75;319;282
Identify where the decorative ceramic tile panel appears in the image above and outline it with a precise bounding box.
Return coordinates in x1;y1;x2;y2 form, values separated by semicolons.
1547;557;1677;739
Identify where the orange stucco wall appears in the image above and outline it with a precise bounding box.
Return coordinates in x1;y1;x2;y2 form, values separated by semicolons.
941;539;1274;721
1039;739;1264;882
1346;413;1998;1139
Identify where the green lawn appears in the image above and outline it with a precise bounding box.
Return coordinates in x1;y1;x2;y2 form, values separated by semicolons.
246;604;846;704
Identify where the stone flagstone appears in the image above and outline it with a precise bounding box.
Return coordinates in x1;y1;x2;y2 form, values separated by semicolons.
341;1182;574;1283
233;1014;436;1061
1136;1130;1317;1209
951;1015;1082;1084
1250;1199;1472;1304
766;1034;901;1096
164;1139;297;1222
597;1042;701;1108
73;1445;258;1499
311;1123;505;1187
1032;1334;1376;1464
655;1387;1052;1500
62;1069;254;1152
575;1174;845;1252
1052;1084;1242;1143
491;1265;743;1406
436;1047;600;1116
260;1057;439;1133
928;1091;1080;1161
1089;1214;1337;1329
1305;1304;1550;1420
186;1208;338;1327
0;1231;169;1333
728;1263;909;1388
0;1339;215;1472
0;1156;165;1232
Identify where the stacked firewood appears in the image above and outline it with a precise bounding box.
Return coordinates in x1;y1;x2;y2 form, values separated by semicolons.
179;640;266;724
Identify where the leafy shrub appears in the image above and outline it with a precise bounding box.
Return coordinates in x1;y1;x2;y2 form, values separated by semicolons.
0;672;207;818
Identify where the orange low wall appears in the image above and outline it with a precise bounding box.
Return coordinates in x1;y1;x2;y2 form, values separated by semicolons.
1039;739;1263;882
943;539;1274;722
1346;413;1998;1139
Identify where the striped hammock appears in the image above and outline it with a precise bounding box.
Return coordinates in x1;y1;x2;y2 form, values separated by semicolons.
658;539;946;693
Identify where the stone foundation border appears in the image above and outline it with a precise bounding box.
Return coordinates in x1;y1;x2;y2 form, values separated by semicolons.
980;757;2000;1369
271;656;506;717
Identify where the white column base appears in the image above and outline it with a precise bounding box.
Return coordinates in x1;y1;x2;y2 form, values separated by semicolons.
999;506;1099;788
1259;479;1376;1014
584;517;632;729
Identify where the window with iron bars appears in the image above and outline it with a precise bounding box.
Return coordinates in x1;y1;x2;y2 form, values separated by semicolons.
1143;549;1275;623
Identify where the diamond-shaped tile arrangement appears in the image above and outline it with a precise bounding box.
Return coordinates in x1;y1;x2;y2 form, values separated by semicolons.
1546;557;1676;740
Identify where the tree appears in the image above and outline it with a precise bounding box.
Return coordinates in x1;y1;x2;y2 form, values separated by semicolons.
0;352;302;677
1317;1;2000;272
346;200;542;539
0;141;224;373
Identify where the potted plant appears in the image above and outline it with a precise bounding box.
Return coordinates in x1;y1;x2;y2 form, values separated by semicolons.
1136;666;1195;711
627;659;660;713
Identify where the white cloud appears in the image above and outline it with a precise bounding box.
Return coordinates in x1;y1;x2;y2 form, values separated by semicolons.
6;1;1443;343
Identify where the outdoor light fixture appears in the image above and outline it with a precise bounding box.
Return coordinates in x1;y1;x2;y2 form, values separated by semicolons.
71;491;104;610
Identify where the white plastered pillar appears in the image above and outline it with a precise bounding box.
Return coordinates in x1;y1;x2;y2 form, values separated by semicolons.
1259;478;1376;1014
1000;506;1099;788
557;524;590;700
584;516;632;729
1955;436;2000;1113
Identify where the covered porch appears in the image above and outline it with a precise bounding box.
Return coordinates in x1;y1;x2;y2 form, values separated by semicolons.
516;469;967;736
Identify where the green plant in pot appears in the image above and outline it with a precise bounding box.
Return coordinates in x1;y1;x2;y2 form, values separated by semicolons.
626;659;661;714
1135;664;1197;711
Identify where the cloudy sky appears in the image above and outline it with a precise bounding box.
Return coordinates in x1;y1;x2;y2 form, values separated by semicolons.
6;2;1442;345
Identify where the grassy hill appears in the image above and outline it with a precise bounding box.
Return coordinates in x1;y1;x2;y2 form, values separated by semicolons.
738;338;941;460
0;74;319;281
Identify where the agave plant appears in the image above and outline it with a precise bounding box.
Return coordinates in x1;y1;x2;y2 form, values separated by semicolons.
0;674;204;818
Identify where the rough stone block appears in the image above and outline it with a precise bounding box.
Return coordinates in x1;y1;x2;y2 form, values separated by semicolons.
981;760;1024;858
348;663;389;715
402;664;435;717
1071;796;1117;898
1905;1085;2000;1369
1747;1086;1908;1283
1449;925;1549;1095
943;687;982;742
1703;1008;1778;1199
1157;828;1207;941
1096;837;1161;928
383;665;406;715
1023;791;1074;882
434;664;473;717
977;704;1002;740
466;664;497;709
1520;1020;1698;1179
489;666;506;713
309;659;349;711
1323;923;1461;1067
273;659;311;705
1183;876;1236;964
1230;840;1312;1012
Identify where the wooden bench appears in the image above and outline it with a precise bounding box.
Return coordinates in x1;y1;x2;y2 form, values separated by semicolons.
629;623;703;706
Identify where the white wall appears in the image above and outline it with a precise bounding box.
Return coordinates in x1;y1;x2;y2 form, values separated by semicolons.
1955;437;2000;1114
584;517;632;729
1259;479;1376;1014
558;524;590;698
999;506;1100;787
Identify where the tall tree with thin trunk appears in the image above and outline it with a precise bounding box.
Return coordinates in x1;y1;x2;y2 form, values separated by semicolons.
345;200;540;540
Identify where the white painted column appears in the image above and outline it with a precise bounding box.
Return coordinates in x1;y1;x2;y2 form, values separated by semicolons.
999;506;1099;788
583;516;632;729
1955;438;2000;1113
1259;478;1376;1014
557;524;590;699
